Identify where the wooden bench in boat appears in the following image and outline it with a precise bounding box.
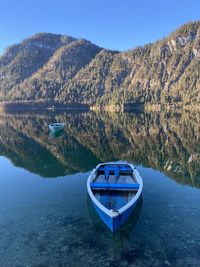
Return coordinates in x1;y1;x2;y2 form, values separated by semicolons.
90;183;140;191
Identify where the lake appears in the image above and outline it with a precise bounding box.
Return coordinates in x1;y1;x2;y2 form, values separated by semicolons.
0;110;200;267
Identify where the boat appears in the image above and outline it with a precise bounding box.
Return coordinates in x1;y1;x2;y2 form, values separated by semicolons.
87;162;143;232
49;122;65;132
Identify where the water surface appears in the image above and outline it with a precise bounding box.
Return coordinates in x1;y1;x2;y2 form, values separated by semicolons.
0;111;200;267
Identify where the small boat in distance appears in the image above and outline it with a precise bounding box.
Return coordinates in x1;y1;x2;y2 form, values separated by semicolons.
49;122;65;132
87;162;143;232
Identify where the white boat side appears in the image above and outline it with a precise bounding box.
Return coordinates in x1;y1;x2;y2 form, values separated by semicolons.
49;123;65;127
49;123;65;131
87;162;143;219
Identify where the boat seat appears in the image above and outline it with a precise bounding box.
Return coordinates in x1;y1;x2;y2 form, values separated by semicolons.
90;183;140;190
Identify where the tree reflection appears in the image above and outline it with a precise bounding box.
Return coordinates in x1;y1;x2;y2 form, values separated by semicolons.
0;111;199;187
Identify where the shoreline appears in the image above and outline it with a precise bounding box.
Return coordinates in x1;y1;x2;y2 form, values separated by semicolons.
0;101;200;113
0;101;90;112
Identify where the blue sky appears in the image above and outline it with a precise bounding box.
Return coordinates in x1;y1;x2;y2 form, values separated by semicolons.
0;0;200;54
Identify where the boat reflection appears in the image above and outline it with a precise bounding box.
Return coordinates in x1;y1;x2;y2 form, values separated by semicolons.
49;128;65;139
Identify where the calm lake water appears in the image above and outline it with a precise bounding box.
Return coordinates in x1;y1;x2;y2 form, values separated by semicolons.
0;111;200;267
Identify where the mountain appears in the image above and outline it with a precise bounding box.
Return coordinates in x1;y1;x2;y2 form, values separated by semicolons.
0;33;76;96
0;21;200;109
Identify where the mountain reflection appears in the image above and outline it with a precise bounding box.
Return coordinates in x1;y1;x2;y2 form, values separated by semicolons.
0;111;199;187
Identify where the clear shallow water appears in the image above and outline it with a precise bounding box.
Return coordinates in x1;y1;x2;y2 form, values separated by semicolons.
0;111;200;267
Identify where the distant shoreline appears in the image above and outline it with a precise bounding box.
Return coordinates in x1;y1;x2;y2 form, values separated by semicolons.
0;101;200;113
0;101;90;112
0;101;144;112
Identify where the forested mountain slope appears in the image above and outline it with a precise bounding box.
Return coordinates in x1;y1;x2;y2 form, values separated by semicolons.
0;21;199;108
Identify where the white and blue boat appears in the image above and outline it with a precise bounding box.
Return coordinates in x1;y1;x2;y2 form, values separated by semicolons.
87;162;143;233
49;122;65;133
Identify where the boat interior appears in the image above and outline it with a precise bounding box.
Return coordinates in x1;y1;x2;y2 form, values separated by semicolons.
92;164;137;186
91;164;139;210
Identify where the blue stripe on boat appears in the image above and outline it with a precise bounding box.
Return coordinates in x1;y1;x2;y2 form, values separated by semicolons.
105;165;110;180
115;166;119;178
90;183;140;190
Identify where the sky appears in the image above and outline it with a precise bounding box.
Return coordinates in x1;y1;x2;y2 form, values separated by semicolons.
0;0;200;54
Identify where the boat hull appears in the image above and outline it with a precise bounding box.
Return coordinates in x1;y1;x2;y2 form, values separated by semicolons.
49;123;65;132
91;195;137;232
87;162;143;233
